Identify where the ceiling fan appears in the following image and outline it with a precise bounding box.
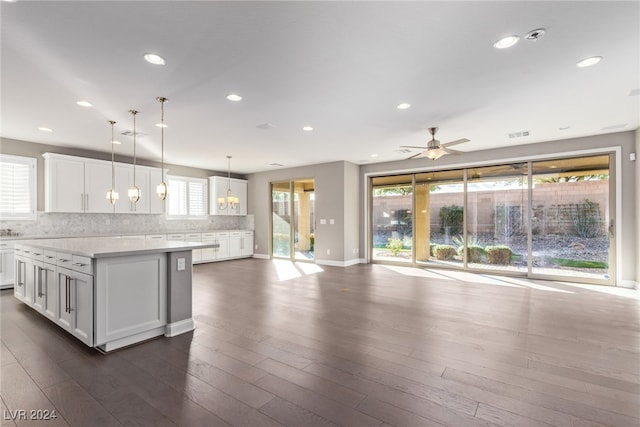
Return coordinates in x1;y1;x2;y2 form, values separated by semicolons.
402;127;469;161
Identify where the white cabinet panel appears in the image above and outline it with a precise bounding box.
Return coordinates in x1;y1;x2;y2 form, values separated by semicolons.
45;155;85;213
84;161;113;213
72;271;94;346
148;168;166;214
114;164;150;214
42;261;58;321
0;247;15;288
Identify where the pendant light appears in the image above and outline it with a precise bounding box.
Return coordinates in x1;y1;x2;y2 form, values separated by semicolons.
127;109;141;203
105;120;119;204
155;96;168;200
217;155;239;211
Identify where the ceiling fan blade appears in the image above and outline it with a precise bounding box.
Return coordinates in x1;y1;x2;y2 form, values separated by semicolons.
441;147;464;155
442;138;469;148
400;145;429;149
406;152;424;160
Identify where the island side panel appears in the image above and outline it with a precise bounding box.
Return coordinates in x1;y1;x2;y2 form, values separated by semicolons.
166;250;195;336
95;253;167;351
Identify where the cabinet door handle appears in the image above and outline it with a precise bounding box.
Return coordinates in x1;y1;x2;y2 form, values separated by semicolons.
80;193;84;210
0;254;3;273
41;268;47;297
37;266;42;297
65;276;70;313
72;262;86;267
16;261;22;286
58;259;69;263
85;194;89;211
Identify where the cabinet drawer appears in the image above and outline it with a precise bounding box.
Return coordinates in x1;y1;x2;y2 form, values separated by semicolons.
167;233;185;241
216;232;230;238
201;233;216;239
72;255;93;275
145;234;167;241
229;231;242;237
43;250;57;264
56;253;73;268
28;247;45;262
185;233;202;241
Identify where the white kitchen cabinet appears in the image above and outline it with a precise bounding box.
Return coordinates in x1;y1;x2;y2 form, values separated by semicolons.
43;153;113;213
32;260;46;312
145;234;167;241
57;266;93;347
229;231;253;258
148;168;166;214
42;260;58;321
13;254;28;302
185;233;202;263
84;161;114;213
0;242;15;288
209;176;247;216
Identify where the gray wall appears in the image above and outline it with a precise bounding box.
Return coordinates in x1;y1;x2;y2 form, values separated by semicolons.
636;130;640;285
343;161;360;262
247;161;351;262
0;137;244;212
360;130;637;285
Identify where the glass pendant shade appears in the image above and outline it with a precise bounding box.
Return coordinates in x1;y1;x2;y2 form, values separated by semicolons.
106;189;119;204
156;182;168;200
128;186;140;203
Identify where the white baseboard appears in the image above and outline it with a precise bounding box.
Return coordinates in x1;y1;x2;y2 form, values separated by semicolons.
165;318;195;337
316;258;366;267
620;280;639;290
252;253;270;259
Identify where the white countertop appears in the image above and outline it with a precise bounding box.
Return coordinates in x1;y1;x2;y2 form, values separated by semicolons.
15;237;219;259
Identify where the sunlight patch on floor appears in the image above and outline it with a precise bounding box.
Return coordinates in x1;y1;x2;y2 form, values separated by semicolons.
272;259;325;282
380;265;455;281
482;275;574;293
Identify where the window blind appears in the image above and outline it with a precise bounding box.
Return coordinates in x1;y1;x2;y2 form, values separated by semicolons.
167;175;206;217
0;155;36;219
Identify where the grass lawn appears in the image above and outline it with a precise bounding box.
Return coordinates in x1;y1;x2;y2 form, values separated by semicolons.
548;257;608;269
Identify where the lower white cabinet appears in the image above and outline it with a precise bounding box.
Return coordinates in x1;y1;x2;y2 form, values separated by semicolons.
42;260;58;321
185;233;202;263
0;243;15;288
229;231;253;258
199;232;230;263
13;254;28;302
56;266;94;347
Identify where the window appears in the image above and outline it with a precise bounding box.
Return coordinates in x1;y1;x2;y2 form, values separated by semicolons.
166;175;207;218
0;154;36;220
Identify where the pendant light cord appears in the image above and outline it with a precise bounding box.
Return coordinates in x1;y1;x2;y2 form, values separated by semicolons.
110;120;116;190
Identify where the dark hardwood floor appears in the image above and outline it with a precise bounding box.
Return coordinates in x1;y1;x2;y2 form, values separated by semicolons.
1;259;639;426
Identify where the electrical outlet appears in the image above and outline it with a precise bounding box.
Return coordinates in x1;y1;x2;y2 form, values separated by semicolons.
329;219;335;225
255;244;258;250
177;258;186;271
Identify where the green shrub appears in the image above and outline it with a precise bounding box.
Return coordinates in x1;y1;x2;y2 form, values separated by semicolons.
438;205;464;235
571;199;602;238
429;243;437;256
433;244;457;260
458;245;485;263
485;245;513;265
386;238;404;256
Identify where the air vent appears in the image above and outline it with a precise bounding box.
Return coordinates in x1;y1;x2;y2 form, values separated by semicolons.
256;123;276;130
394;148;412;154
508;131;530;139
121;130;147;138
628;88;640;97
269;163;284;167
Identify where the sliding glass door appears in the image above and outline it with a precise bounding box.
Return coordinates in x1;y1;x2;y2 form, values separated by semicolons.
530;155;612;282
369;153;615;285
371;175;413;263
271;179;315;261
466;163;529;274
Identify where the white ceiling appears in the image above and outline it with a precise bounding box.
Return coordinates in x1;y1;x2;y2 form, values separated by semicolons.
1;1;638;174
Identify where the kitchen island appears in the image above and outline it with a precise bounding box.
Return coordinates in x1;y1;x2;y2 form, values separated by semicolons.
13;237;219;352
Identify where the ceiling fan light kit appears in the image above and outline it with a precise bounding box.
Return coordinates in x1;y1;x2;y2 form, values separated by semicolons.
401;126;470;161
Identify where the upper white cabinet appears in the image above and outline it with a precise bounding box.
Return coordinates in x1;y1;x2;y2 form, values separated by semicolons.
209;176;247;216
44;153;164;214
44;154;113;213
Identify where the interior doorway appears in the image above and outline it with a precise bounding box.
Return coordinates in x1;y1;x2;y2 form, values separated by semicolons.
271;179;315;261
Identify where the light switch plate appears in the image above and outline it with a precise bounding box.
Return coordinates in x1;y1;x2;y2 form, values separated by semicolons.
177;258;186;271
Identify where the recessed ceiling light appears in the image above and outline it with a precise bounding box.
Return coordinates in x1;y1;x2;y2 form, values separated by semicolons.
143;53;166;65
302;126;314;131
76;100;93;107
112;140;122;145
576;56;602;68
370;154;378;158
155;123;168;128
397;103;411;110
493;35;520;49
226;94;242;102
38;126;52;132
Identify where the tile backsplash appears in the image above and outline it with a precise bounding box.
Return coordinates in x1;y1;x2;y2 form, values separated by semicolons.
0;212;254;238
